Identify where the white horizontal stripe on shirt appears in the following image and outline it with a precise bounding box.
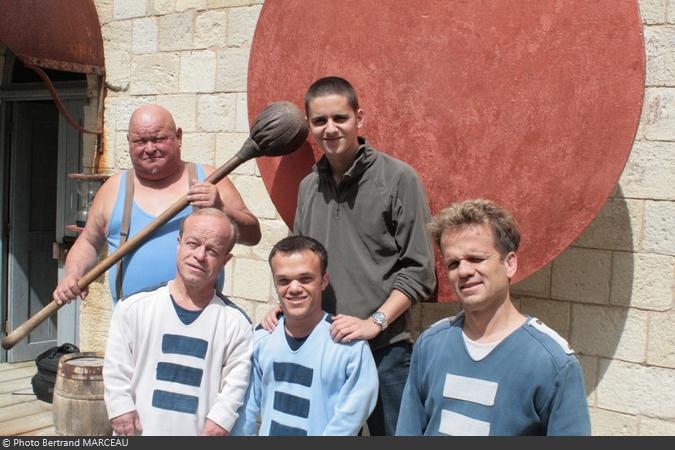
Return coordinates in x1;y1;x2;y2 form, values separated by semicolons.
443;373;498;406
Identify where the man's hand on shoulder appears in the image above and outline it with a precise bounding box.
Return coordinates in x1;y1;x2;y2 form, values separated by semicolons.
330;314;380;343
53;274;88;305
260;305;282;332
201;419;229;436
111;411;143;436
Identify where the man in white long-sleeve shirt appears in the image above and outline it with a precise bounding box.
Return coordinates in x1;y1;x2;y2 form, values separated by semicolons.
103;208;253;436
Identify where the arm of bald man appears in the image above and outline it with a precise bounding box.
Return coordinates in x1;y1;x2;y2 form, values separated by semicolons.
189;165;261;246
52;175;118;305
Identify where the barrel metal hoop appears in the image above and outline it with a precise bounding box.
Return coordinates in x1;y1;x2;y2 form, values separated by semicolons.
57;351;105;378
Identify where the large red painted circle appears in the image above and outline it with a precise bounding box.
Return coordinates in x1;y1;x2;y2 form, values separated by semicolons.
248;0;645;301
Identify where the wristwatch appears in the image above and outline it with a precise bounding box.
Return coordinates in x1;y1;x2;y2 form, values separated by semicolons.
370;311;389;331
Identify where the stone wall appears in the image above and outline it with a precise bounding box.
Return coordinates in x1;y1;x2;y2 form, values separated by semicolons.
87;0;674;435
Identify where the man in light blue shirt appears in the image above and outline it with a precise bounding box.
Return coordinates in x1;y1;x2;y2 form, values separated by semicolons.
233;236;378;435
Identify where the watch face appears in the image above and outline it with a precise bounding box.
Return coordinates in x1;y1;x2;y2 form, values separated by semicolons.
372;312;385;323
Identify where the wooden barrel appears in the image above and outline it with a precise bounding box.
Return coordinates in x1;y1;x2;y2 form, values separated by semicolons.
53;352;112;436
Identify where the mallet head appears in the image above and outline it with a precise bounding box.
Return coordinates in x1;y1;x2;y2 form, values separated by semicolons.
237;101;308;161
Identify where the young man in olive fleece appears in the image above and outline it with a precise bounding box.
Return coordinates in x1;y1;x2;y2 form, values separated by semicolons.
263;76;436;435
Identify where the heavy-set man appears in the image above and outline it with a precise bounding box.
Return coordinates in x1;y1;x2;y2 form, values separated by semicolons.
53;104;260;305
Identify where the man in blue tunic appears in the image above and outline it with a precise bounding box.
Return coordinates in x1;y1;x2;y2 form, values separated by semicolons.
396;199;591;436
53;104;260;305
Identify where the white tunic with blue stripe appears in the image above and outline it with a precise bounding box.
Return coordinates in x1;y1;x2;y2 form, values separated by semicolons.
231;313;379;436
396;313;591;436
103;283;253;435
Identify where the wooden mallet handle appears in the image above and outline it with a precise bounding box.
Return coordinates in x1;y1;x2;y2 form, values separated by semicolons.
2;101;308;350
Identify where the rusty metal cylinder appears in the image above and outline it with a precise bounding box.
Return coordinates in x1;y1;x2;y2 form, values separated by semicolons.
53;352;112;436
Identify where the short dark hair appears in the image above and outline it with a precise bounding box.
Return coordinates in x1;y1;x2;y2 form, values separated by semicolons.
304;76;360;114
268;235;328;275
428;199;521;258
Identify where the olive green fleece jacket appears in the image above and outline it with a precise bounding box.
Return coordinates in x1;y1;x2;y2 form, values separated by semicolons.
294;138;437;351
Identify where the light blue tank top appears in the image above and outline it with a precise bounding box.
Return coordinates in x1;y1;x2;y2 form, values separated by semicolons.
106;165;224;303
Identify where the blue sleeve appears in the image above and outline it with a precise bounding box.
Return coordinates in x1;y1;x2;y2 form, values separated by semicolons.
544;357;591;436
230;347;262;435
395;338;428;435
322;343;379;436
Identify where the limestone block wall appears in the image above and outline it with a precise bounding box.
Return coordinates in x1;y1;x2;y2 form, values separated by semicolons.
84;0;673;435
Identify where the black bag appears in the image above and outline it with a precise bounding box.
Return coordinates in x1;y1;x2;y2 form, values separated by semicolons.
31;343;80;403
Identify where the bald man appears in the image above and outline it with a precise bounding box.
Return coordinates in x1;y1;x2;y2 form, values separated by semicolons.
103;209;253;436
54;104;261;305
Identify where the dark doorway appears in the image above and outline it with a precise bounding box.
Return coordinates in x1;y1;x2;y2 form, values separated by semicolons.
1;54;87;362
5;101;60;361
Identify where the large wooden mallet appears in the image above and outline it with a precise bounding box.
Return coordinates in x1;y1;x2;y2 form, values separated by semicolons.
2;101;308;350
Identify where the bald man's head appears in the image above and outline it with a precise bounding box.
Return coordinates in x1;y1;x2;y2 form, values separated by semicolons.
128;104;177;133
127;104;183;180
176;208;237;290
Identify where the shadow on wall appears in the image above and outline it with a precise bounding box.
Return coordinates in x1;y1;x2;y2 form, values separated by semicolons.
414;188;635;398
514;187;635;396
